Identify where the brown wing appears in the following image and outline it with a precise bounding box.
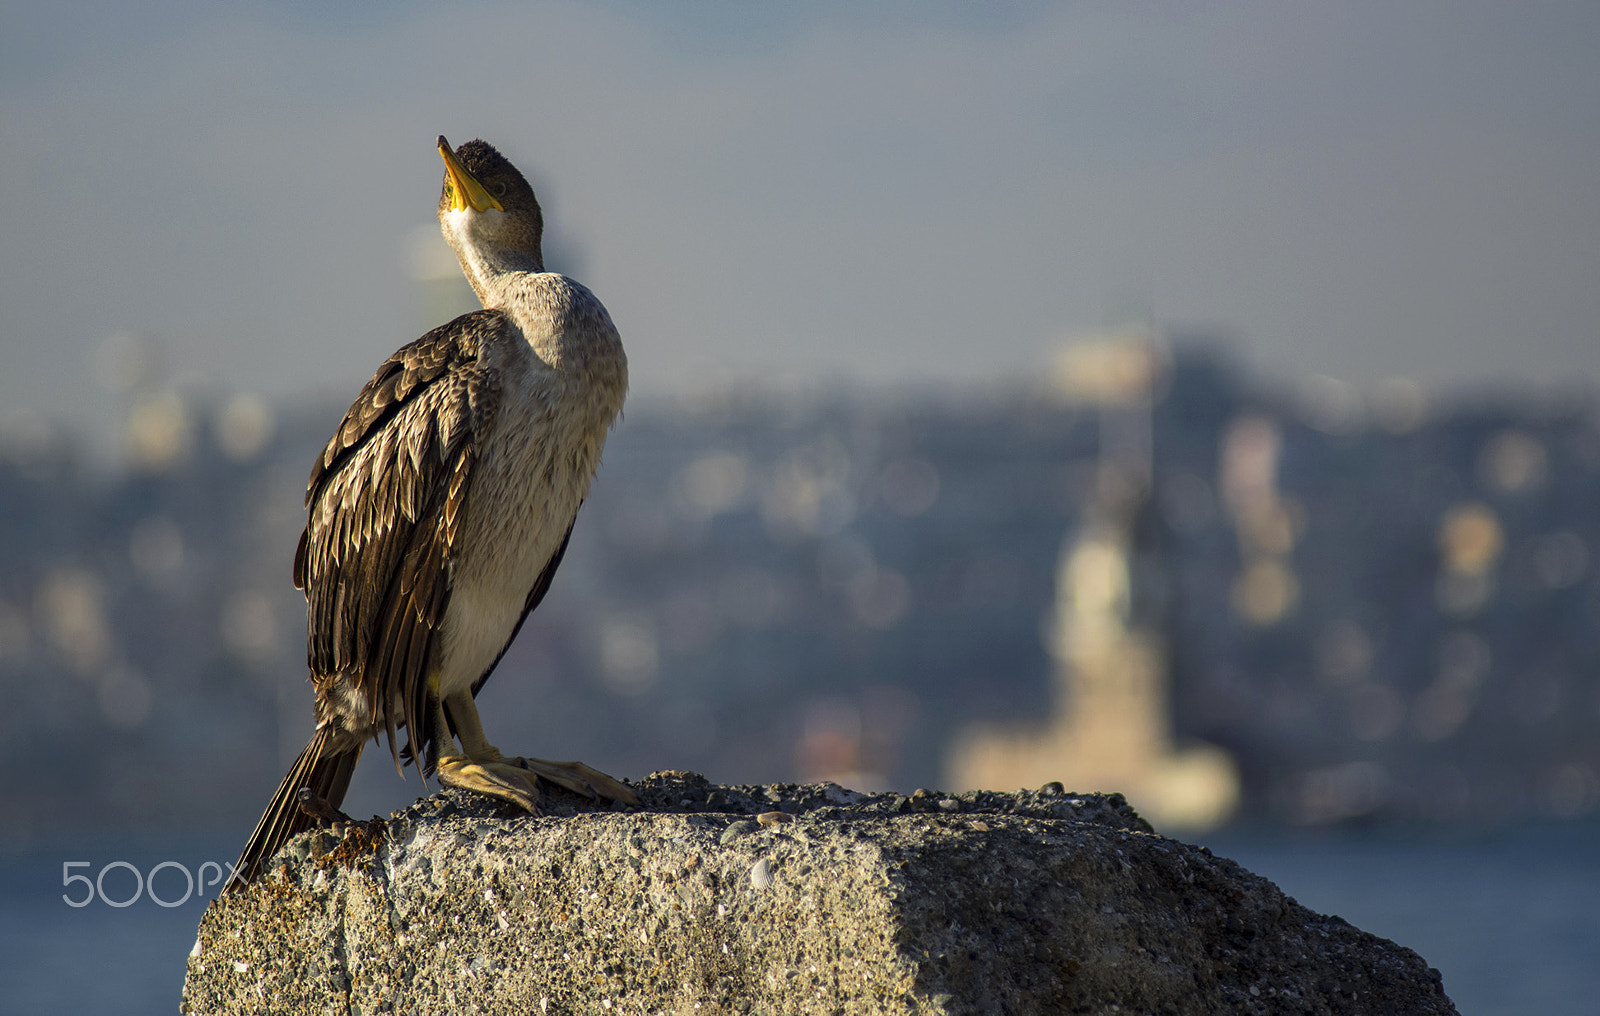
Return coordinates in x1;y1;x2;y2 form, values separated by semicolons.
294;309;507;773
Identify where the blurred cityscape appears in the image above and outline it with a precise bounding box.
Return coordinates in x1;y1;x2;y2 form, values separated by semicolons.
4;329;1600;842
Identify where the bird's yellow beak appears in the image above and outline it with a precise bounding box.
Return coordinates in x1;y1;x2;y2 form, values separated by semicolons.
438;136;504;213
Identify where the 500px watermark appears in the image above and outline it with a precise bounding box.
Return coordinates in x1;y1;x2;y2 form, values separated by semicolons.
61;860;236;907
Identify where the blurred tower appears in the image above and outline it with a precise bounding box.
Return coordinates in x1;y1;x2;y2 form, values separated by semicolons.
94;332;197;472
407;225;479;330
949;328;1239;831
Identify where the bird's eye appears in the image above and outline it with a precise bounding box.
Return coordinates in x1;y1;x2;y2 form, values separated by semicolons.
490;181;508;198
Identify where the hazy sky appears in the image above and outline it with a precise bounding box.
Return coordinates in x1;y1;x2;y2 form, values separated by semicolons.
4;1;1599;454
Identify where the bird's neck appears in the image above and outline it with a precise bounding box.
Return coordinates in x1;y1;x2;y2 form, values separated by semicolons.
455;245;546;309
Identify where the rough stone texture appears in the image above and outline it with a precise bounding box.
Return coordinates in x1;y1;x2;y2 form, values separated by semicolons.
184;771;1457;1015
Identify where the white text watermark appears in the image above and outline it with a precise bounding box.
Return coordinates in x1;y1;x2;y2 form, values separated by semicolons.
61;860;236;907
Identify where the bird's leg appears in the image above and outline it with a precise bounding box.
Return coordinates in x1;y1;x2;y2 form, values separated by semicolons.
443;690;641;807
433;695;540;812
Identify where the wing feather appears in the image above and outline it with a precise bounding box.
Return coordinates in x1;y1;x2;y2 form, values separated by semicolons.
297;309;508;773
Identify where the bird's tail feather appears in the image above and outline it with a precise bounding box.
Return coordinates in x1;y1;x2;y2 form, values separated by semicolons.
227;726;361;891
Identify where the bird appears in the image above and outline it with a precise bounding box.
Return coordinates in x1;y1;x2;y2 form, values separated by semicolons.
229;136;637;889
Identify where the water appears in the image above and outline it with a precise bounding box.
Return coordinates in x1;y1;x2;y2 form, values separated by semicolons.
2;823;1595;1015
1203;821;1600;1015
0;832;239;1016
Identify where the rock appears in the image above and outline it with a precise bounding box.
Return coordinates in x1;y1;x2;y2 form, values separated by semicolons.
184;771;1457;1014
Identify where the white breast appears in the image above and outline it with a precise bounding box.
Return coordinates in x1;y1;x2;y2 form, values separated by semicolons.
433;273;626;699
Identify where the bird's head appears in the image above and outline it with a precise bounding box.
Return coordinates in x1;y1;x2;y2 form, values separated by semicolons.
437;136;544;273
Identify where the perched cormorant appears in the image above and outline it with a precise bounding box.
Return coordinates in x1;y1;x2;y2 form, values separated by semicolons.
230;137;635;888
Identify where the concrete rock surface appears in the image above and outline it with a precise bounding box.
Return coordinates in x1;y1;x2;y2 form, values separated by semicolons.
184;770;1457;1015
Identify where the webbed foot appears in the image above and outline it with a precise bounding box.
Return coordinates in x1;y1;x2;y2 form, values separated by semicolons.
437;753;542;812
510;756;641;807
